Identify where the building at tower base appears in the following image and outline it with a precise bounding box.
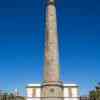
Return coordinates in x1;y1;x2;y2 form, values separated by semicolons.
26;83;79;100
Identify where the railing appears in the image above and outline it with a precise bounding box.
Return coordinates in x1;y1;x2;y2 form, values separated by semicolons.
26;97;91;100
0;96;90;100
27;97;80;98
26;97;80;100
0;95;25;100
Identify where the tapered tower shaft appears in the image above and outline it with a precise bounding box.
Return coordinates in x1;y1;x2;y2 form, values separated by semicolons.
41;0;63;100
44;0;59;82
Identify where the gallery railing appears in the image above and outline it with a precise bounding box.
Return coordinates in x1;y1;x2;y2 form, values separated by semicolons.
26;97;81;100
26;97;90;100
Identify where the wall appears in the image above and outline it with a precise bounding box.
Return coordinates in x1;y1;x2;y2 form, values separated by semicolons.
64;86;79;100
26;86;41;100
26;84;79;100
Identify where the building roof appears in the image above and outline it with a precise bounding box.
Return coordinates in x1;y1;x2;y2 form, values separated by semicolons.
26;83;79;88
26;84;41;88
64;84;79;87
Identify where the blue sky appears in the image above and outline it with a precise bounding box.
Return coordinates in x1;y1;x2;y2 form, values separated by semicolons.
0;0;99;96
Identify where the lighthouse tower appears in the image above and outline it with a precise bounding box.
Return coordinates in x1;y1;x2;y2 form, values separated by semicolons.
41;0;63;99
26;0;79;100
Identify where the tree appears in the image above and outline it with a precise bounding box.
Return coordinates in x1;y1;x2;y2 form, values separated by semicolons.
9;93;15;100
89;83;100;100
90;90;96;100
2;93;8;100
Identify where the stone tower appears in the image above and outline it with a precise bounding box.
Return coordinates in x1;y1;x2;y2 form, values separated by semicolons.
41;0;63;100
26;0;79;99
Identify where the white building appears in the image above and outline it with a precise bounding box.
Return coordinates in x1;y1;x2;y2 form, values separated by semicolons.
26;83;79;100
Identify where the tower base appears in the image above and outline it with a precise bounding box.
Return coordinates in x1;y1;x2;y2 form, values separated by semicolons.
41;81;64;100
